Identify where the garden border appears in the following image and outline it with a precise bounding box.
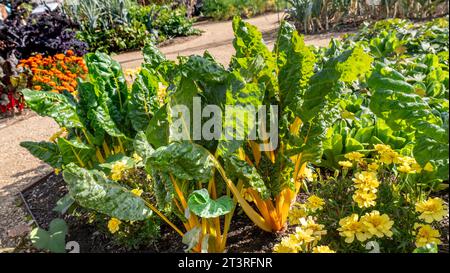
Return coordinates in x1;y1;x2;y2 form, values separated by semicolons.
18;171;53;228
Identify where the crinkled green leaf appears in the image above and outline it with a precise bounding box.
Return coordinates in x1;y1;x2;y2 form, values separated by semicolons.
21;89;83;129
187;189;234;218
128;67;160;131
57;138;95;167
299;47;373;122
62;163;152;221
145;106;170;148
275;21;316;110
224;155;270;199
20;141;62;168
53;194;75;215
146;142;214;182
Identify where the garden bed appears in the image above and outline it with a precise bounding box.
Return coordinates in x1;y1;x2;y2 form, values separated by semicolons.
21;173;290;253
21;173;449;253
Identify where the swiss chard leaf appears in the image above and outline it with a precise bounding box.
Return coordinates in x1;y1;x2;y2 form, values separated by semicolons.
145;142;215;182
20;141;62;168
187;189;234;218
62;163;152;221
21;90;83;129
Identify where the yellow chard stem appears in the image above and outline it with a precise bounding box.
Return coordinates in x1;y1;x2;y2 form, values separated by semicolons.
143;200;184;237
212;156;271;232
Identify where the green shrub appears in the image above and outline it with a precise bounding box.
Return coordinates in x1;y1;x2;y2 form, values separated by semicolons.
202;0;277;20
64;0;199;54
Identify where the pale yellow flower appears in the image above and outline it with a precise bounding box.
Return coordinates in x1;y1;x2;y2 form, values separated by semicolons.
108;218;121;234
414;224;441;248
397;156;421;174
273;236;299;253
379;149;400;165
312;245;336;253
300;167;315;181
110;160;128;181
292;227;316;245
345;152;365;162
353;189;377;208
352;171;379;191
423;162;434;172
339;160;353;168
360;211;394;239
132;152;143;162
415;197;448;223
131;188;143;197
288;203;308;226
306;195;325;212
398;164;412;173
338;214;369;243
367;162;379;171
299;216;327;240
374;144;391;153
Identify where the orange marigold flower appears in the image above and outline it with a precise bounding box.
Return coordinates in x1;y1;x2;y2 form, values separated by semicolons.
55;54;65;60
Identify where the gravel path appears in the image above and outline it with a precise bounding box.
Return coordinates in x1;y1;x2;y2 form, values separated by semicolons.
0;12;348;251
115;12;350;69
0;115;59;250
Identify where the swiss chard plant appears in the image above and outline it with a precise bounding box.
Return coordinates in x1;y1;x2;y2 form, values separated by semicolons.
126;18;374;254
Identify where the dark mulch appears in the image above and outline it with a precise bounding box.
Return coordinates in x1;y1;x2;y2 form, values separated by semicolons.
21;173;285;253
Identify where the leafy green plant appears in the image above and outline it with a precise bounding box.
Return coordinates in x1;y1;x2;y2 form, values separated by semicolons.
64;0;199;53
202;0;277;20
30;219;68;253
286;0;449;34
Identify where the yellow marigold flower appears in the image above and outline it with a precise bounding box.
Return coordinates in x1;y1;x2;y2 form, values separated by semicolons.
397;156;421;174
306;195;325;212
339;160;353;168
132;152;143;162
299;217;327;240
108;218;121;234
368;162;379;171
312;245;336;253
345;152;364;162
288;203;308;225
293;227;316;245
353;189;377;208
415;197;448;223
397;164;412;173
411;162;422;173
157;82;167;105
374;144;391;153
110;160;127;181
131;188;143;197
414;224;441;248
338;214;369;243
360;210;394;239
379;149;400;165
273;237;299;253
300;167;315;181
352;171;379;191
423;162;434;172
